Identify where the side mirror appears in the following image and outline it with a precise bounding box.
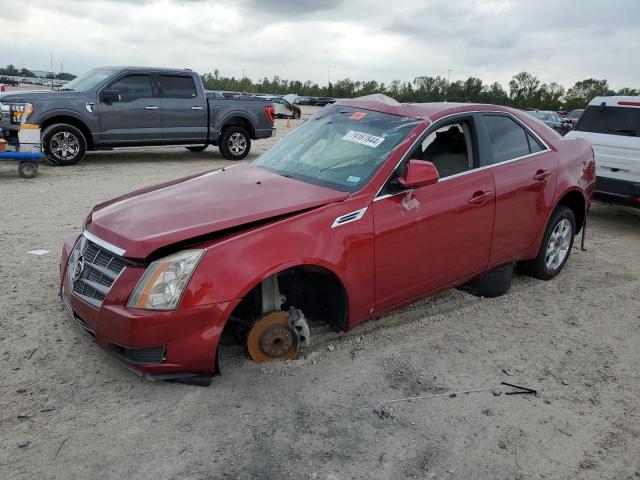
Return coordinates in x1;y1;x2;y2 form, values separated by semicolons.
101;89;120;103
397;159;439;189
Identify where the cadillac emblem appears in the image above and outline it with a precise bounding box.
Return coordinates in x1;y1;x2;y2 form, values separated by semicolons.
72;256;85;281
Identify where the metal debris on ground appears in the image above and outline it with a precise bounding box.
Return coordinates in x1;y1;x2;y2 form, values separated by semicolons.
385;382;537;403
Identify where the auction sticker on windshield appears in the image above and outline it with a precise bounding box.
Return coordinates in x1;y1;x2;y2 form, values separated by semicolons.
342;130;385;148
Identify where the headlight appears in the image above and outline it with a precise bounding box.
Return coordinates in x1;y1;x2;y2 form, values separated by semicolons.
5;103;33;124
127;250;205;311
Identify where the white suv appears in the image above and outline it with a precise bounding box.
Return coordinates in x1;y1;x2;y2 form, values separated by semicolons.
566;96;640;209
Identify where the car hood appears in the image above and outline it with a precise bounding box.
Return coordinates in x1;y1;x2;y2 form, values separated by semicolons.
86;164;348;259
0;90;89;102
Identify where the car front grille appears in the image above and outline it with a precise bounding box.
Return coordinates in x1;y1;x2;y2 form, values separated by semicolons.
69;235;127;309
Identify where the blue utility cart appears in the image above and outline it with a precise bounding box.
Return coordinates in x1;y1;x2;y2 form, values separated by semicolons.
0;124;41;178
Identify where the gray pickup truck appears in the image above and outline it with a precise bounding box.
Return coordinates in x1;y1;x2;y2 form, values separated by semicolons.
0;66;276;165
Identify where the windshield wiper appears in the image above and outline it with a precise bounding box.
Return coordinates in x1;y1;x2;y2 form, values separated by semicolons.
59;88;74;91
608;129;637;136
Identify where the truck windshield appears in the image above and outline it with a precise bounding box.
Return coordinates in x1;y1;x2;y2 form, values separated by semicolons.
60;68;118;92
254;104;420;192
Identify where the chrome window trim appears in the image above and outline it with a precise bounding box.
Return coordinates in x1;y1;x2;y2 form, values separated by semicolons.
372;110;551;201
83;230;126;257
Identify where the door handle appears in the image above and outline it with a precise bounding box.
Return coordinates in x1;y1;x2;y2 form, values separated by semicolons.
468;190;493;205
534;169;551;182
145;106;159;110
191;106;203;110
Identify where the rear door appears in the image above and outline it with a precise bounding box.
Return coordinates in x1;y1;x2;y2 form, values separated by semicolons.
97;73;161;143
478;114;558;265
158;74;207;142
373;115;495;310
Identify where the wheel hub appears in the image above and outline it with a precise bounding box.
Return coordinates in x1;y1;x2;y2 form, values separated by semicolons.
246;311;298;362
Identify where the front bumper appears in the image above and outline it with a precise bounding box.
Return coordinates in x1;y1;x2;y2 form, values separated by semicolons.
594;176;640;209
59;234;240;380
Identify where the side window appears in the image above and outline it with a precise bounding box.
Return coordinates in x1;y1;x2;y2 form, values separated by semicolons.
378;118;476;196
415;120;475;178
159;75;197;98
527;132;544;153
483;115;532;164
109;75;152;102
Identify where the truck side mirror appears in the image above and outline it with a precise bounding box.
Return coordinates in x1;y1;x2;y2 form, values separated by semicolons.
101;89;120;103
397;159;440;189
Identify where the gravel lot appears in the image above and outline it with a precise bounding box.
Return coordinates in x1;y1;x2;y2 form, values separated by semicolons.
1;107;639;479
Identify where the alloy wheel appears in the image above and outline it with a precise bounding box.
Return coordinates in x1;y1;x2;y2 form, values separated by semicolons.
50;131;80;160
228;132;247;156
545;218;572;271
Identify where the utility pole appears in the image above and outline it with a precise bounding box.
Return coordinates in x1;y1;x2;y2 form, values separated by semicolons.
447;69;452;82
50;52;54;89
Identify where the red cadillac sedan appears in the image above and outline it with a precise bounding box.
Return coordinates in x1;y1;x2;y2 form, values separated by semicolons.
60;95;596;385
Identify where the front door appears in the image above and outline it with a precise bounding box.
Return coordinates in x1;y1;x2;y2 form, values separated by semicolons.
97;73;162;143
373;117;496;311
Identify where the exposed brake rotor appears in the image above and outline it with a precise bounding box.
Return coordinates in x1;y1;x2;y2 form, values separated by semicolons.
246;309;310;362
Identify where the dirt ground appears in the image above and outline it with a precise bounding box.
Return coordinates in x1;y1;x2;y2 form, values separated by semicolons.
1;107;639;480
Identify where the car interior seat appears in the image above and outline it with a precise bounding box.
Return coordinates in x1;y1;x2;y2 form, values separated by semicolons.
422;125;471;177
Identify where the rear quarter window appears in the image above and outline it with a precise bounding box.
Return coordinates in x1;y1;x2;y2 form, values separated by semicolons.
576;106;640;137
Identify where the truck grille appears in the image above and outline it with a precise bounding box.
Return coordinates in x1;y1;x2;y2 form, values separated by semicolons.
69;235;127;309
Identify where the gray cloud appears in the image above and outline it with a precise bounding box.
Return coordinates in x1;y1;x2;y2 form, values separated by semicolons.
238;0;344;15
3;0;639;90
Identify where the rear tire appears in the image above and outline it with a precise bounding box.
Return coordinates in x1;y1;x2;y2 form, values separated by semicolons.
519;206;576;280
186;145;208;152
292;110;301;119
458;263;514;298
218;126;251;160
42;123;87;166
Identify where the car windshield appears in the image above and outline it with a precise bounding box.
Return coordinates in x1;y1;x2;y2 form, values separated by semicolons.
60;68;118;91
253;104;420;192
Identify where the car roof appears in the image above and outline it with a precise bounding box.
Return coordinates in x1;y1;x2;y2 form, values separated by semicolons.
588;96;640;108
96;66;194;74
336;94;518;121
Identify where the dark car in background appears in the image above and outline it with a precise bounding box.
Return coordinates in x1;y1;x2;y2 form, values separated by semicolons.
526;110;572;135
565;109;584;127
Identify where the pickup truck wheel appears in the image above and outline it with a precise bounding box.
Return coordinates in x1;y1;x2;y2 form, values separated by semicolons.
186;145;208;152
42;124;87;166
292;110;301;119
219;126;251;160
519;206;576;280
458;263;514;298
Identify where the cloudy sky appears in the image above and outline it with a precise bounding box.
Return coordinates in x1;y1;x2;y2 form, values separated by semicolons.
3;0;639;90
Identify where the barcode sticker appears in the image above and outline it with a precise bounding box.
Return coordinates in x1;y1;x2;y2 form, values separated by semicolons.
342;130;385;148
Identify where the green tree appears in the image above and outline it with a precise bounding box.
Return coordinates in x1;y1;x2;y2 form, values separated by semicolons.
564;78;612;110
509;71;541;108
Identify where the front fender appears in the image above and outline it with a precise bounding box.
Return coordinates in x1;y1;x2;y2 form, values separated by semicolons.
180;198;376;327
37;108;98;133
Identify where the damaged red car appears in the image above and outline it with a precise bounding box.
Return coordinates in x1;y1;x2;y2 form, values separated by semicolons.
59;95;596;385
